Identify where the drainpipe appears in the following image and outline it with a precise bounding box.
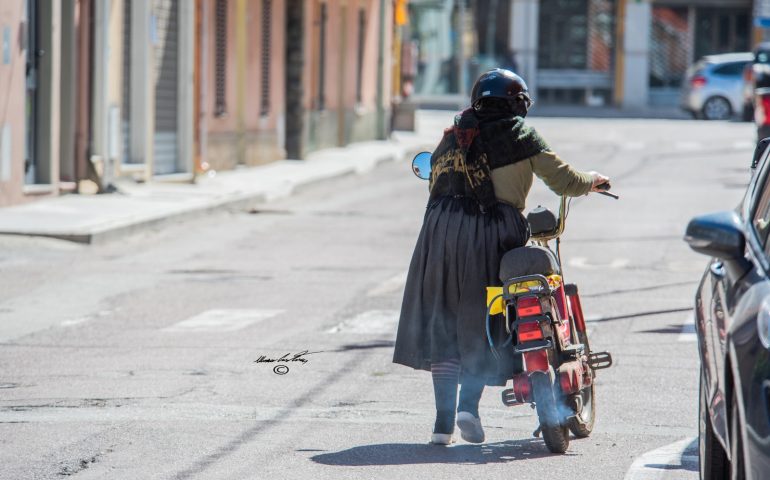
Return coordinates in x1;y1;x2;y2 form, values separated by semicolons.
375;0;386;140
198;0;208;173
235;0;246;164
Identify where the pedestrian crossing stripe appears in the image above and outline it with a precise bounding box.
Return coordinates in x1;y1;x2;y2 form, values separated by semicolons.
163;309;284;332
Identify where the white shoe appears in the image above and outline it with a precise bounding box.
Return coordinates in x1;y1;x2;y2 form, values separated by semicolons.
456;411;485;443
430;433;455;445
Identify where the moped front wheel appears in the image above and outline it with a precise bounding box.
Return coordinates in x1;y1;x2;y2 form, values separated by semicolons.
531;371;570;453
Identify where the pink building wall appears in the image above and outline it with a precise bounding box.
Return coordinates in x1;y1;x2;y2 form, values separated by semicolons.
0;2;28;206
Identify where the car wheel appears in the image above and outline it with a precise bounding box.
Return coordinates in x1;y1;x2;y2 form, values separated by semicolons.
730;386;746;480
702;97;732;120
700;366;729;479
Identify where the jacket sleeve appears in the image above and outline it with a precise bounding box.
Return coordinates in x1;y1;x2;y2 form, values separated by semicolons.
530;151;594;197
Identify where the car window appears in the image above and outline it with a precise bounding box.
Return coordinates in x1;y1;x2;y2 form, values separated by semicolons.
751;154;770;253
686;60;707;78
712;62;748;76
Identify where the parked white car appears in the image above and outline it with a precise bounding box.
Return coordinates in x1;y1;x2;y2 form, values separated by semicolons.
680;52;753;120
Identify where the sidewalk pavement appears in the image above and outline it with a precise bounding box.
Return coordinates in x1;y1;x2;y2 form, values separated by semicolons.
0;136;429;244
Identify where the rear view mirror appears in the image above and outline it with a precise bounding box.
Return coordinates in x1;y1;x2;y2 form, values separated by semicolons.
684;211;745;260
411;152;431;180
752;137;770;170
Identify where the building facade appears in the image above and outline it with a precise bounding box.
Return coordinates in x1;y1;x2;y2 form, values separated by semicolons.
0;0;393;208
407;0;758;108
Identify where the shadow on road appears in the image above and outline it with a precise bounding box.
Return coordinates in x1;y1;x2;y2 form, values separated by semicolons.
590;307;692;323
642;437;699;473
310;438;567;466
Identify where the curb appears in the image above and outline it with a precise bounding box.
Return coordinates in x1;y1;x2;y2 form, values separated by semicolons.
0;145;408;245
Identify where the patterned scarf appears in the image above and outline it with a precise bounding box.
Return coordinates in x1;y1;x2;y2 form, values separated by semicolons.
429;108;549;211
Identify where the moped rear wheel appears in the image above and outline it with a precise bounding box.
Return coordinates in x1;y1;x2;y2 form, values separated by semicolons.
568;331;595;437
531;371;570;453
568;383;595;437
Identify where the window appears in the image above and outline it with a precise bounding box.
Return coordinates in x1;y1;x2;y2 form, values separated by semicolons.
260;0;271;116
752;179;770;248
355;8;365;104
751;151;770;251
538;0;589;69
317;2;327;110
712;62;748;77
214;0;228;117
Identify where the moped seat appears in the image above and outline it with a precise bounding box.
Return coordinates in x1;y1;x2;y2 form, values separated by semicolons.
499;246;560;282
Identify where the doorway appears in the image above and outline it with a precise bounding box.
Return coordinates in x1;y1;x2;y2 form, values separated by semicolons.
24;0;39;184
285;0;304;159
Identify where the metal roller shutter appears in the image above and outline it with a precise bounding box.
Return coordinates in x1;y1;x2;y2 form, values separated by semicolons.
152;0;179;174
122;0;131;164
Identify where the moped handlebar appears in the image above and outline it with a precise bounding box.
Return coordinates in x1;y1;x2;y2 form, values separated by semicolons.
530;186;619;243
594;182;619;199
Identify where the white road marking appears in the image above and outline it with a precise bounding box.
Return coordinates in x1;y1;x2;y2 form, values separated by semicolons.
732;140;755;150
61;317;89;327
327;310;399;334
673;141;702;151
568;257;629;270
367;271;407;297
624;437;698;480
623;141;646;151
678;313;697;342
163;309;283;332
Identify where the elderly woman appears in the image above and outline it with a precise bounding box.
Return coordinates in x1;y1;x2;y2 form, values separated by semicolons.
393;69;610;445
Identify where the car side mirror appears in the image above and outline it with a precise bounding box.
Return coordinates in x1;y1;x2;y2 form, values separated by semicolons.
752;137;770;170
684;211;745;260
684;211;753;281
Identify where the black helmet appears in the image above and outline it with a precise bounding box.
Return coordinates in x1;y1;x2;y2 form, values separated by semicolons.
471;68;532;116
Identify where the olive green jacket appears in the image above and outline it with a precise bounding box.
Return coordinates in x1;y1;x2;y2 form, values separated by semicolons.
491;151;593;211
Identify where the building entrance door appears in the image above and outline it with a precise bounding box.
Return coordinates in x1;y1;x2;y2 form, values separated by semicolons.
24;0;39;184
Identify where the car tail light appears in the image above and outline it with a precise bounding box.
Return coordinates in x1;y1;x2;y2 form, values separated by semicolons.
757;94;770;126
744;65;753;83
518;321;543;342
690;76;707;88
516;296;542;317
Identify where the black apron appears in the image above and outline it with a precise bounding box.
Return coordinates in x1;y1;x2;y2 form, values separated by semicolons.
392;196;529;385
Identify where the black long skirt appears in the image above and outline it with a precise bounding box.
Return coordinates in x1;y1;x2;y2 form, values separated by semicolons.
392;196;530;385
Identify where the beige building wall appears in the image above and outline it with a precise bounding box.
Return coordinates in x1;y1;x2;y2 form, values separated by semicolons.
203;0;286;171
303;0;392;152
0;0;63;207
0;2;26;206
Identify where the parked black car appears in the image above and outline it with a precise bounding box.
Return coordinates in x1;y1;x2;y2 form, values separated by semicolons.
685;140;770;480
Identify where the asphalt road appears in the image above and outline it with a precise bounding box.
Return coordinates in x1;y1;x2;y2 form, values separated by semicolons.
0;112;757;479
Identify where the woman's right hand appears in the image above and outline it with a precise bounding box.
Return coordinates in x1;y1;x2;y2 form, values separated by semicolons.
588;171;610;192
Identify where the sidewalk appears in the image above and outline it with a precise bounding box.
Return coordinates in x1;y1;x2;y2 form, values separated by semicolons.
0;138;427;244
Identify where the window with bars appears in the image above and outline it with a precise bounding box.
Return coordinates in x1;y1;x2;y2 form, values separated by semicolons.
317;2;327;111
260;0;272;116
214;0;227;117
356;8;365;104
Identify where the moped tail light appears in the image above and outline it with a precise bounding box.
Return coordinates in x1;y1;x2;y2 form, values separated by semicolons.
516;296;542;317
518;321;543;342
759;94;770;126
